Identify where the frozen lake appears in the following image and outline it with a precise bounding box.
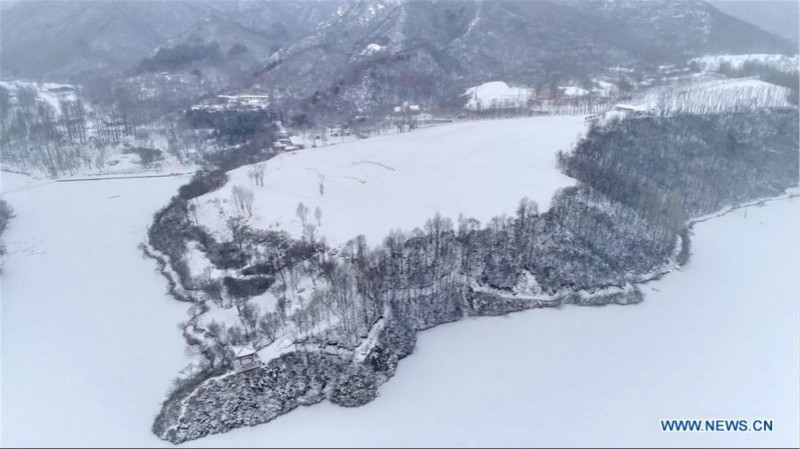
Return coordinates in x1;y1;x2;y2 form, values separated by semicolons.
1;169;797;447
1;173;191;447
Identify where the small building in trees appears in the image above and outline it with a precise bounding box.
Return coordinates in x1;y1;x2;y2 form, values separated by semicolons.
231;345;263;373
389;102;434;130
288;136;305;149
274;136;303;152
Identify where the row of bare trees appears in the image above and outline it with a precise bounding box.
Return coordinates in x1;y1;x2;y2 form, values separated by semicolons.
0;81;218;176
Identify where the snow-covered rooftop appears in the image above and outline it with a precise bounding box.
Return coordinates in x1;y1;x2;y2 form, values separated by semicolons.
231;345;257;357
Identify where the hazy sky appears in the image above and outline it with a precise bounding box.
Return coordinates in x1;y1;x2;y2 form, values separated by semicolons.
709;0;800;43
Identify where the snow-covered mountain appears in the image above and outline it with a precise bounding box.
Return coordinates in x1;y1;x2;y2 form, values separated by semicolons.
244;0;796;114
1;0;793;113
0;0;339;80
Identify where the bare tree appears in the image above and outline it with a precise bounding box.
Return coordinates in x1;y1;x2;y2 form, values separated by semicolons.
248;163;266;186
314;206;322;227
232;185;255;217
227;216;250;253
200;275;224;307
238;301;261;342
303;223;317;244
296;202;309;227
257;312;281;344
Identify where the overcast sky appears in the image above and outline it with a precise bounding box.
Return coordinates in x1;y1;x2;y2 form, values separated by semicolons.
708;0;799;43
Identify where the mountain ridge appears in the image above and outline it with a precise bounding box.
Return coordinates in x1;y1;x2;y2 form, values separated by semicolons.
1;0;794;116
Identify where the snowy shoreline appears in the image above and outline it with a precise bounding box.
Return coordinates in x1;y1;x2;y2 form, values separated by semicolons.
146;105;800;443
146;137;799;442
150;182;798;444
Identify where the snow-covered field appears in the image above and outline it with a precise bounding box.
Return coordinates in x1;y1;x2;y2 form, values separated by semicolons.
185;195;799;448
0;172;191;447
689;54;800;73
194;115;585;247
0;80;79;112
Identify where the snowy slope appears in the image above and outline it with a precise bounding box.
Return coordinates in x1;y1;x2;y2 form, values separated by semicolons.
690;54;799;72
0;80;78;111
612;77;794;118
0;173;192;447
183;196;799;448
194;115;586;247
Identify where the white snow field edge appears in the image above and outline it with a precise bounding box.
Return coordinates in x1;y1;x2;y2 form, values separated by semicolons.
193;115;586;248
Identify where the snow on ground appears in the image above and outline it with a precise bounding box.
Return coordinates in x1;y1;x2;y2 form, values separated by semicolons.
594;79;619;95
249;290;278;314
184;196;800;448
197;301;244;330
185;241;225;281
0;172;192;447
361;43;384;55
690;77;789;96
85;151;197;180
256;314;343;365
194;115;585;247
1;78;198;179
617;77;792;117
690;54;799;73
0;80;79;112
463;81;531;110
561;85;590;96
665;78;793;111
0;170;51;194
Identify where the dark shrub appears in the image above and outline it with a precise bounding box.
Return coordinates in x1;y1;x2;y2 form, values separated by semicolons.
223;275;274;299
178;170;227;200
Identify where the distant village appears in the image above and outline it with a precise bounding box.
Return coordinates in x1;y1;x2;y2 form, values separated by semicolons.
185;62;786;156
